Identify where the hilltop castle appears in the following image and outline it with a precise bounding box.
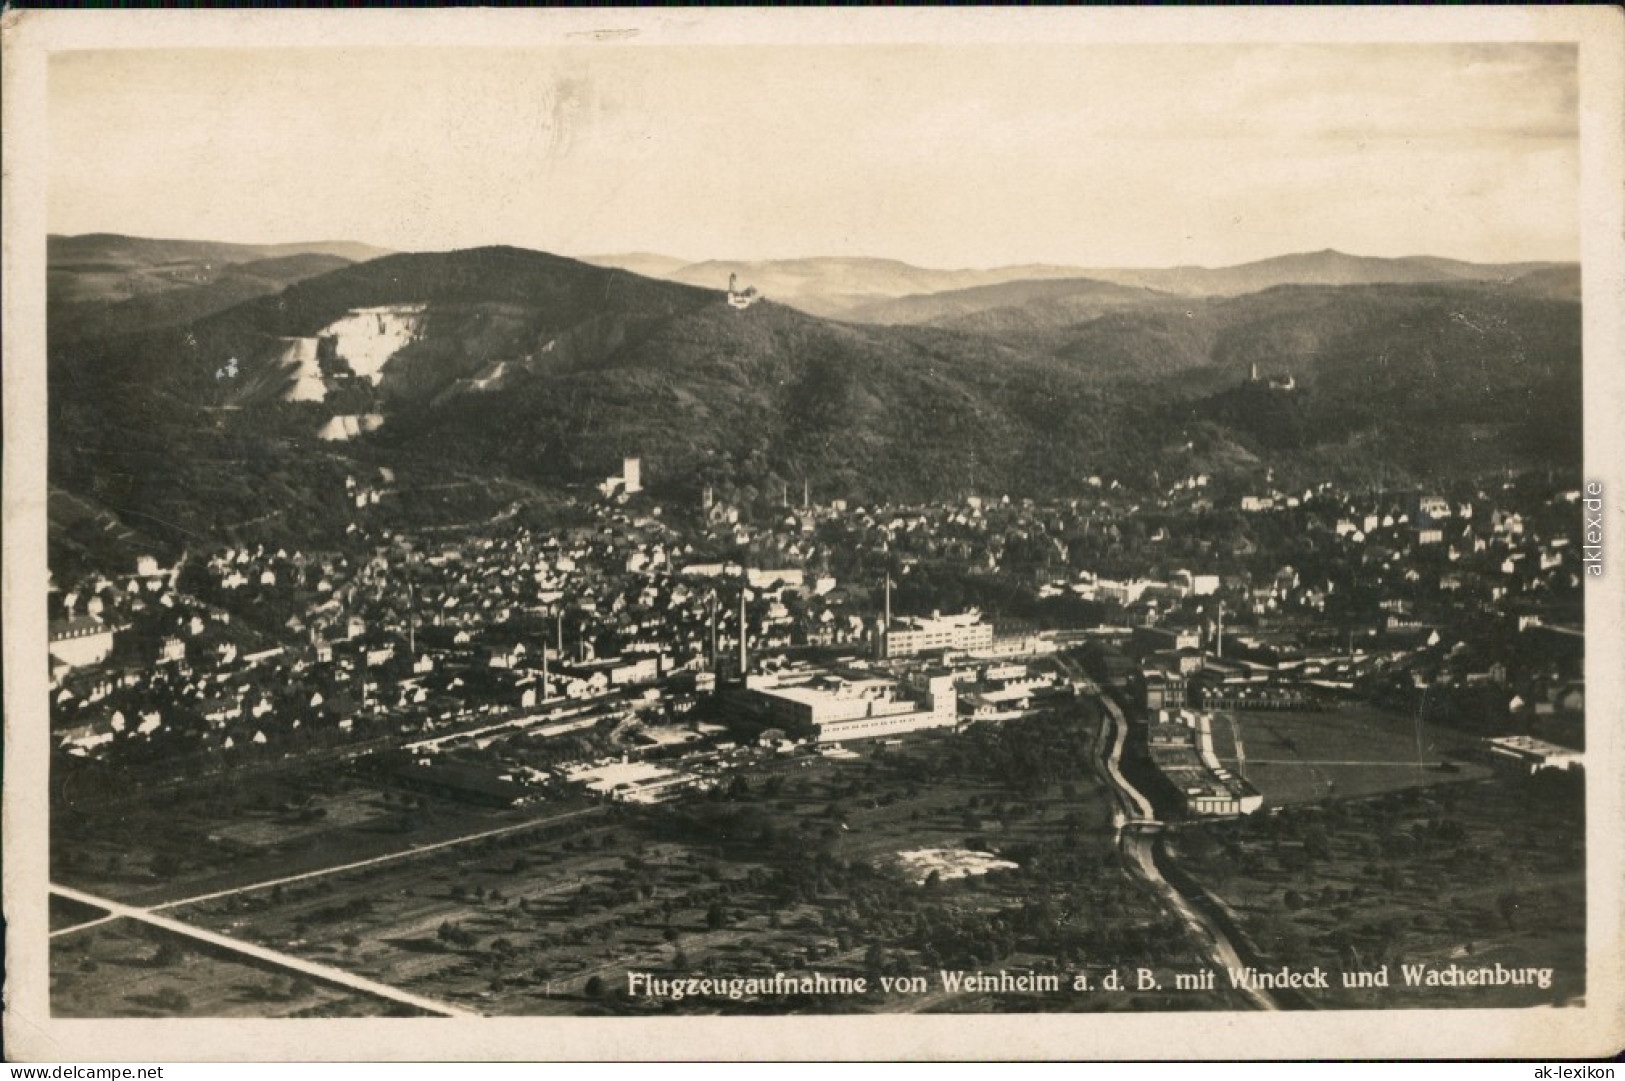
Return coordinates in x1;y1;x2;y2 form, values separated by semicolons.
1247;361;1296;392
727;273;762;310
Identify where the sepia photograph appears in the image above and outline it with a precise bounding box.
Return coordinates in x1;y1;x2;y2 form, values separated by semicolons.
4;6;1623;1062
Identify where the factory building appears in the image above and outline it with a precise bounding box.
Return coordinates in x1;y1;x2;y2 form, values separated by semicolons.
880;611;994;659
748;666;958;743
1486;735;1583;774
1144;709;1263;817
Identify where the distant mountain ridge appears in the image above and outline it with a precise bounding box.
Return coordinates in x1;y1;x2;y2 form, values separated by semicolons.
583;254;1112;319
1102;249;1563;297
49;233;397;343
578;252;697;280
844;277;1173;329
49;233;394;269
52;253;357;344
583;248;1574;322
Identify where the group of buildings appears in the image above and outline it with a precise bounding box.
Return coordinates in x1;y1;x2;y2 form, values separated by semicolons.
48;456;1082;789
1142;708;1264;817
46;453;1585;815
743;638;1068;744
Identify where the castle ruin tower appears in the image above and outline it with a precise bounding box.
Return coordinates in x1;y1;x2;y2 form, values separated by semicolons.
623;457;642;495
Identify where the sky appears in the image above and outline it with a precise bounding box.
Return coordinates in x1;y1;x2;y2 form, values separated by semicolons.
47;42;1579;268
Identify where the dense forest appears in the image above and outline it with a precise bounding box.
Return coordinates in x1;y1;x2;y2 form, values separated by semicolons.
47;243;1583;563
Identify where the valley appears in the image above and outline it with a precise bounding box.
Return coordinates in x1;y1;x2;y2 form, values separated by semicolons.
42;235;1589;1018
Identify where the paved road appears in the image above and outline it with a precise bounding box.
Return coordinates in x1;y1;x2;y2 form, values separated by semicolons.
1088;693;1279;1011
1120;829;1277;1010
1092;692;1155;824
50;883;477;1018
48;912;121;939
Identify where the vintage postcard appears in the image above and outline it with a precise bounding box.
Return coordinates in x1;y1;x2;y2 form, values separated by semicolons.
4;6;1622;1062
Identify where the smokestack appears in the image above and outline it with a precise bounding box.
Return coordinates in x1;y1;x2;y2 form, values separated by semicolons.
738;582;749;675
709;594;719;669
802;479;809;509
879;574;892;659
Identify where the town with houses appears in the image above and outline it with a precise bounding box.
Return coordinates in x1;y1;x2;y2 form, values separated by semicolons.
50;454;1585;810
23;24;1605;1043
43;438;1592;1020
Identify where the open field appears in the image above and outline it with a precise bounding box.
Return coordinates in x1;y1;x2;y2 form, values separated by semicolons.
50;920;421;1018
52;707;1253;1014
1169;770;1584;1009
51;764;602;908
1205;703;1492;806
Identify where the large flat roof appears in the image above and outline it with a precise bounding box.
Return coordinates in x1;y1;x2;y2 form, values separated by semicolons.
1487;734;1581;757
758;680;897;707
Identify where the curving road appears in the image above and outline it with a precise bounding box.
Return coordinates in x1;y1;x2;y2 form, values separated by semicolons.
1087;691;1280;1011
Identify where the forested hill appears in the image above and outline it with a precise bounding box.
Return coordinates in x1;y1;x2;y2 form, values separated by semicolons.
48;233;395;344
47;244;1582;563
